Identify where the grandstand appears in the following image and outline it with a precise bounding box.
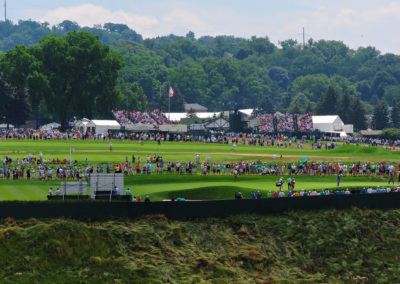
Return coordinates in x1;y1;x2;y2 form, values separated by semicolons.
257;113;314;133
112;109;172;129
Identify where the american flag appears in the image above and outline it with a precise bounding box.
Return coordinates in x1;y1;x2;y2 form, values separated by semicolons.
169;86;174;98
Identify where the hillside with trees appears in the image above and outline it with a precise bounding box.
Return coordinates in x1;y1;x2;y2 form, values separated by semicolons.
1;20;400;130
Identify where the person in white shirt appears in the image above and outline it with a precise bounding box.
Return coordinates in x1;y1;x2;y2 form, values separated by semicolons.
367;187;373;194
279;191;285;198
344;188;350;195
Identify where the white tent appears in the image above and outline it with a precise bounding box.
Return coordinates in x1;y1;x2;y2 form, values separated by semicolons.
75;118;91;133
41;122;61;131
86;120;121;135
312;115;344;133
0;124;14;129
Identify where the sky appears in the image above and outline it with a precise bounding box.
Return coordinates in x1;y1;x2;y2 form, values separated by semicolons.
5;0;400;54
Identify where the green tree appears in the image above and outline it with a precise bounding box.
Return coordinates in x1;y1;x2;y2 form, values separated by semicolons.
316;86;338;115
390;99;400;128
27;31;123;130
0;77;31;127
288;93;309;113
118;82;148;110
259;96;275;113
348;98;366;130
337;92;352;123
373;101;389;130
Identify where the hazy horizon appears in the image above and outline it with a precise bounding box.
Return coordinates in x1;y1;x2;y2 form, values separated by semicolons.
4;0;400;54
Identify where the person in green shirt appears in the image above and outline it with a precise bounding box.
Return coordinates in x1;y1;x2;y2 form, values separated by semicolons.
287;177;292;190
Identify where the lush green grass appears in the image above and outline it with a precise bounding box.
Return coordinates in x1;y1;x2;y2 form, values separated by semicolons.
0;140;398;201
1;140;399;164
0;209;399;283
0;175;394;201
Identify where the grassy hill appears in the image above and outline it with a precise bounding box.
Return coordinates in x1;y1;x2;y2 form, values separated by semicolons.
0;208;399;283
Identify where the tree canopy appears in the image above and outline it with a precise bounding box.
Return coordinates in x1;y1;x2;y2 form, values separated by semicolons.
1;20;400;129
1;30;123;129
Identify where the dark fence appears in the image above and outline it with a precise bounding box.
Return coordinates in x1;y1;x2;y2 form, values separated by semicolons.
0;193;400;219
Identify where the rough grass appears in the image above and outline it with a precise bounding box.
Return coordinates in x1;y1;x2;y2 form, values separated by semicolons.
0;209;399;283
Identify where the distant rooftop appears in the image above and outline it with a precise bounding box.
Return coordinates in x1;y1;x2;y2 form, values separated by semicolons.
184;103;208;112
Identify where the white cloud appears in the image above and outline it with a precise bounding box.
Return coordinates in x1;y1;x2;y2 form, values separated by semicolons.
38;3;158;32
18;1;400;54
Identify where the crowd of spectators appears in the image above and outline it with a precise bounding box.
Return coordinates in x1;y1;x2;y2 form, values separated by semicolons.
297;113;314;132
2;151;399;182
258;114;274;133
275;113;295;132
235;185;400;200
112;109;171;128
257;113;313;133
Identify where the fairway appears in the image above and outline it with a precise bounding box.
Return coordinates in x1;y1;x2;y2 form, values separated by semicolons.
0;175;393;201
1;139;399;163
0;140;399;201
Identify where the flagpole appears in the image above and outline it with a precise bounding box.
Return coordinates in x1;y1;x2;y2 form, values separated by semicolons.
168;82;171;120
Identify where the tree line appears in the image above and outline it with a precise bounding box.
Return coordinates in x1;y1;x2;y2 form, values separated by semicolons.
1;20;400;130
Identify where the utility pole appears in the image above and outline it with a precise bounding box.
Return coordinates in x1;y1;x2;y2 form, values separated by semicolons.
302;27;305;48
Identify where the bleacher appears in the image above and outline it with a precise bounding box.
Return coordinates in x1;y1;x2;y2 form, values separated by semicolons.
258;113;313;133
112;109;172;128
48;181;89;200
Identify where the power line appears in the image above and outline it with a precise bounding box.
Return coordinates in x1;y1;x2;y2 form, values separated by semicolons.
4;0;6;22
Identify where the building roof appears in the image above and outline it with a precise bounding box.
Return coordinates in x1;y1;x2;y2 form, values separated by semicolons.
360;129;383;136
159;124;188;133
89;120;120;127
312;115;341;124
184;103;208;112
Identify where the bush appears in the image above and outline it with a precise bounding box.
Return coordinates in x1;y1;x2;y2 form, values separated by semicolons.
380;128;400;140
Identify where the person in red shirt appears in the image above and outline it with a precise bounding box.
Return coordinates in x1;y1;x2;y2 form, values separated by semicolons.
137;195;141;202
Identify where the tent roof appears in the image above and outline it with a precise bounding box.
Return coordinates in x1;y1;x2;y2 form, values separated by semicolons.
89;120;120;127
312;115;341;124
41;122;61;130
125;124;155;131
184;103;208;112
238;109;254;117
0;124;14;129
360;129;382;136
